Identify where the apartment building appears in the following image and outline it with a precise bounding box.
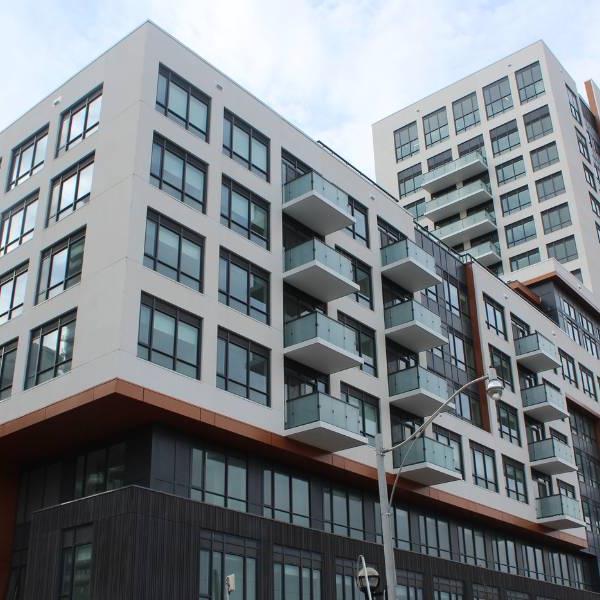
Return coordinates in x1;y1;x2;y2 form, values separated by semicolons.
0;22;599;599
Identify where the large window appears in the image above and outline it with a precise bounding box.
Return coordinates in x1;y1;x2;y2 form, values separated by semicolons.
59;525;92;600
263;469;310;526
490;120;520;156
37;229;85;303
583;164;597;191
219;249;269;323
483;77;513;118
484;295;506;338
559;350;577;387
0;262;27;323
524;105;552;142
336;247;372;308
580;364;598;400
503;457;528;502
8;127;48;190
221;177;269;248
137;293;201;378
273;547;321;600
500;186;530;216
419;515;451;558
427;149;452;171
510;249;540;271
505;217;536;248
522;544;545;580
423;107;449;147
489;345;514;391
472;584;499;600
217;328;269;406
324;486;364;539
397;164;422;198
458;526;487;566
156;65;210;140
541;203;571;234
433;577;463;600
150;134;206;211
25;310;76;389
566;85;582;124
223;109;269;180
0;339;17;400
57;87;102;154
496;156;525;185
547;235;577;264
74;442;125;498
458;134;484;156
48;155;94;224
0;191;38;255
337;312;377;376
340;383;379;444
346;197;369;246
493;536;518;574
497;401;521;445
396;570;423;600
516;62;544;103
453;92;480;134
144;210;204;291
394;121;419;160
536;171;565;201
530;142;558;171
471;442;498;491
433;424;463;476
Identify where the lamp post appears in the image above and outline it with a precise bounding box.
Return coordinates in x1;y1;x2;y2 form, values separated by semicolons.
356;555;380;599
376;367;504;600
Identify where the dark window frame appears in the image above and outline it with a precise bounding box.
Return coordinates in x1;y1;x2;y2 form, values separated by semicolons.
57;86;103;155
47;154;94;224
7;126;49;191
0;191;38;256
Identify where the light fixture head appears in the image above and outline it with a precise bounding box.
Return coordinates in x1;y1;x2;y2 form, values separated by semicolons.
486;367;504;401
356;566;380;592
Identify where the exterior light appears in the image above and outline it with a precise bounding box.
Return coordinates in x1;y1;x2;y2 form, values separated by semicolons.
356;565;380;594
486;367;504;401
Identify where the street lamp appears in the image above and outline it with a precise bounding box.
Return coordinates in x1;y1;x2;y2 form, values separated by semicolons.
376;367;504;600
356;555;380;599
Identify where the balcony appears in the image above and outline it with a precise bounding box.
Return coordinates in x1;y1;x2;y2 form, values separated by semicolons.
285;392;368;452
424;180;493;221
284;239;359;302
515;332;560;372
283;171;355;236
380;239;441;292
528;438;577;476
384;301;447;352
421;150;488;194
284;312;363;374
521;383;568;422
388;366;449;417
536;494;584;530
433;210;497;247
392;436;461;485
462;241;502;267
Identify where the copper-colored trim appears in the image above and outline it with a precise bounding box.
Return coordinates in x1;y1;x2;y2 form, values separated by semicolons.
508;280;542;305
585;80;600;136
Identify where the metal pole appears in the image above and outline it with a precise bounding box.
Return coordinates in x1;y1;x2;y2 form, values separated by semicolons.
375;433;396;600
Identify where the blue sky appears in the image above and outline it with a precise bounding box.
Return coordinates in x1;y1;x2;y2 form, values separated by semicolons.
1;0;599;175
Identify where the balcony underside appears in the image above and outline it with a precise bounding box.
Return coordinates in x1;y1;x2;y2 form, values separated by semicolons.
466;244;502;266
283;262;359;302
399;462;462;486
538;514;584;530
516;351;560;373
385;321;448;353
284;339;363;374
424;186;492;221
283;191;355;236
523;402;569;423
421;158;488;194
284;421;368;452
530;457;578;476
389;389;446;418
381;258;441;292
436;218;497;247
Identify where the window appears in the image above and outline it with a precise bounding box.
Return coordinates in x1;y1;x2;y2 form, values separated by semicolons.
392;507;411;550
457;526;486;566
156;65;210;140
57;87;102;154
273;547;321;600
501;186;530;215
223;109;269;180
510;249;540;271
433;577;463;600
0;339;17;400
504;457;528;502
484;295;506;338
219;249;269;323
394;121;419;160
453;390;482;427
584;164;597;190
489;345;513;391
405;198;426;218
580;364;597;400
191;448;247;510
74;442;125;498
496;156;525;185
336;247;372;308
8;127;48;190
524;105;553;142
324;486;364;539
536;171;565;201
447;330;467;370
25;310;76;388
497;402;521;444
576;128;590;161
547;235;578;264
378;217;402;248
217;328;269;406
472;584;499;600
0;192;38;255
221;177;269;248
458;134;484;156
423;107;449;147
522;545;545;580
471;442;498;491
284;359;328;400
530;142;559;171
419;515;451;558
0;262;27;323
346;198;369;246
597;222;600;243
493;536;518;574
453;92;480;134
516;62;544;103
335;558;364;600
199;532;256;600
433;424;463;475
150;134;206;211
506;593;529;600
37;230;85;303
337;312;377;376
505;217;536;248
263;469;309;526
541;203;571;234
566;85;582;124
490;120;520;156
396;570;423;600
427;149;453;171
281;149;310;184
483;77;513;118
398;164;422;198
59;525;92;600
48;155;94;224
137;294;201;378
340;383;379;444
144;210;204;291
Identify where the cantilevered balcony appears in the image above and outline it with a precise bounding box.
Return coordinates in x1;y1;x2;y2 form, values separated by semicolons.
380;239;441;292
384;301;447;352
433;210;497;247
521;383;568;422
421;150;488;194
284;312;363;374
515;332;560;372
284;239;359;302
388;366;449;417
285;392;368;451
536;494;584;530
392;436;461;485
462;241;502;266
424;180;493;221
528;438;577;476
283;171;355;236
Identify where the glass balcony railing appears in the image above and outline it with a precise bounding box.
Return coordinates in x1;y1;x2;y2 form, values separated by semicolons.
434;210;496;239
421;150;487;186
536;494;582;521
515;332;558;360
393;436;456;471
380;239;435;271
284;239;354;280
529;438;574;464
284;312;358;354
388;366;448;398
283;171;350;212
384;300;442;333
425;180;492;214
285;392;362;434
521;383;565;411
467;241;501;260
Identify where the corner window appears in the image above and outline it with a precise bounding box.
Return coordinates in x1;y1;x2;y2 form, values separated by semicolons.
8;127;48;191
515;62;544;103
223;110;269;180
423;107;449;147
0;262;27;323
483;77;513;118
394;121;419;160
547;235;577;264
471;442;498;492
530;142;559;171
57;87;102;154
536;171;564;201
48;155;94;224
0;192;38;255
59;525;92;600
0;339;17;400
453;92;480;134
524;105;552;142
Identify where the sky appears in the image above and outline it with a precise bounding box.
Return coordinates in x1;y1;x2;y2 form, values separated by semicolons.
1;0;599;176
